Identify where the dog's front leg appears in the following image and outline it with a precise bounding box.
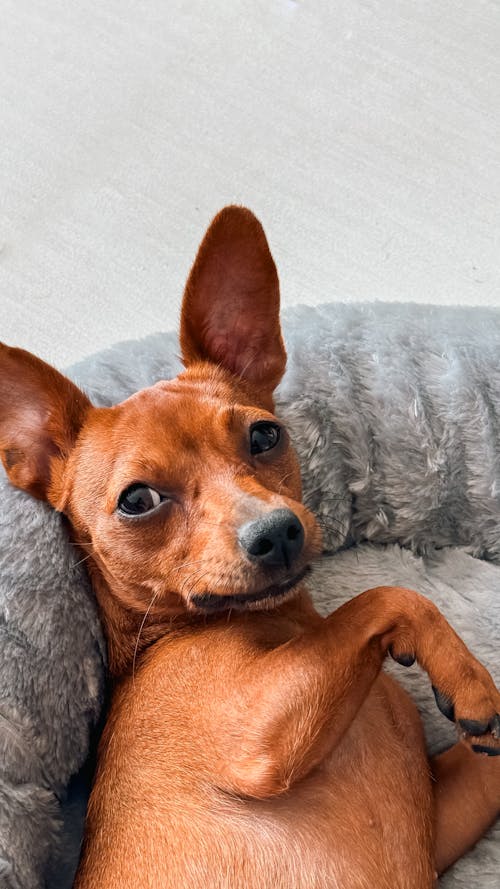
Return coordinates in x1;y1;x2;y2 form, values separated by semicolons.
212;586;500;800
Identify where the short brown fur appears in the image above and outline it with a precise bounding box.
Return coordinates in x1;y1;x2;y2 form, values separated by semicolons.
1;206;499;888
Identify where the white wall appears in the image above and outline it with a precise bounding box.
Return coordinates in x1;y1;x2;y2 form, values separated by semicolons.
1;0;499;366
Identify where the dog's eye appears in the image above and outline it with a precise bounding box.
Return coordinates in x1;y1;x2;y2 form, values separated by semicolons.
250;421;281;455
117;484;163;517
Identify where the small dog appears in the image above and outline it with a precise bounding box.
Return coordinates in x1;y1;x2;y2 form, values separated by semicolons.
1;207;500;889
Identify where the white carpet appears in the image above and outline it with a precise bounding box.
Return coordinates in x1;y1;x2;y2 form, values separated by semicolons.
1;0;500;366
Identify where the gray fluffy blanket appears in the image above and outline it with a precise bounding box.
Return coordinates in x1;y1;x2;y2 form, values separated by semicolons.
1;301;500;888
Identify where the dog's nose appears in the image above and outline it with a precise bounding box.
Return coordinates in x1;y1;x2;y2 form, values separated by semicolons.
238;508;304;569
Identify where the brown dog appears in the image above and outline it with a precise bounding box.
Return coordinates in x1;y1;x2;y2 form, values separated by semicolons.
1;207;500;888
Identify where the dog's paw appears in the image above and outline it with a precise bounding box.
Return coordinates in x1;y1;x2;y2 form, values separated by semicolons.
432;667;500;756
386;594;500;756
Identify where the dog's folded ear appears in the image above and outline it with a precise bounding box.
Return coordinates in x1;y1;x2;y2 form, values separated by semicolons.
180;205;287;393
0;344;91;503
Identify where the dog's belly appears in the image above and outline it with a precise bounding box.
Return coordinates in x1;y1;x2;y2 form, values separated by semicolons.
167;676;434;889
78;675;434;889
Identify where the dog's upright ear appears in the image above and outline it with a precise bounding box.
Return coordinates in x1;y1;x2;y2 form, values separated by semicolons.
0;344;91;503
180;206;286;393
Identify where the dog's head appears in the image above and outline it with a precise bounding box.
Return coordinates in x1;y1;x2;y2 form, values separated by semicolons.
0;207;321;670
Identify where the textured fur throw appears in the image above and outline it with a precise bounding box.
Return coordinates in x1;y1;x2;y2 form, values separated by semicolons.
278;302;500;560
1;301;500;888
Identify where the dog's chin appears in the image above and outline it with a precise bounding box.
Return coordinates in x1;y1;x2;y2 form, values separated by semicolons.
188;566;310;614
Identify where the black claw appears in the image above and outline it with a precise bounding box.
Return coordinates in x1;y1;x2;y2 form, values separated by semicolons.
389;647;415;667
432;686;455;722
471;744;500;757
490;714;500;739
459;718;490;736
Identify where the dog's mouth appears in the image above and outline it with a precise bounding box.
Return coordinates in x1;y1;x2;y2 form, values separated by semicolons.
190;566;310;613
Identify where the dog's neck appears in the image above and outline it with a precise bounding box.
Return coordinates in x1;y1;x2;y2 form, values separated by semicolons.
86;563;193;677
85;557;314;678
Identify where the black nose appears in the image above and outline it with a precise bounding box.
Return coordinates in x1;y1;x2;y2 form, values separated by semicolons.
238;508;304;570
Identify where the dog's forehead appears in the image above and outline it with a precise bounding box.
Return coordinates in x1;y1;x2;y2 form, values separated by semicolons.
118;383;234;439
122;365;243;410
116;373;242;430
85;371;259;472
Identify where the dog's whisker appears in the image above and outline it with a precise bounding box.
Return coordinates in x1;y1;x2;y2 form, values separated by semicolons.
277;471;294;494
305;493;351;503
131;558;214;682
192;520;232;529
163;558;210;579
68;540;102;558
132;591;160;686
179;565;216;597
315;520;349;535
181;568;215;600
316;522;349;535
71;552;93;570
